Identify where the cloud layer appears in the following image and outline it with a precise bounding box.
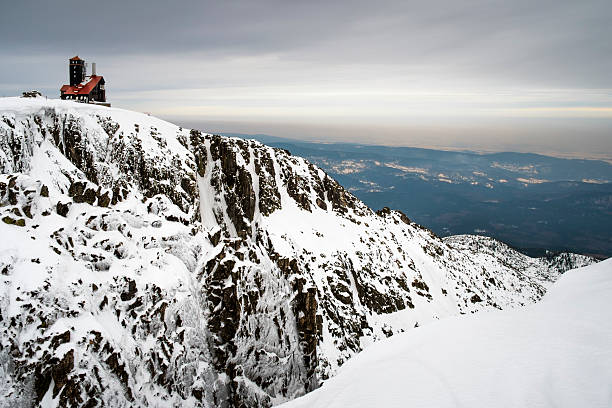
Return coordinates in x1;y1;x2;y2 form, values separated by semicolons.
2;0;611;157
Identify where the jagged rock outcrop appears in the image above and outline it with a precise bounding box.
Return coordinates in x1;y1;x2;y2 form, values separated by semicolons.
0;98;597;407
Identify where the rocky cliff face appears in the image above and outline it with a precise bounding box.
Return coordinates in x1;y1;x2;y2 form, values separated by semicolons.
0;97;596;407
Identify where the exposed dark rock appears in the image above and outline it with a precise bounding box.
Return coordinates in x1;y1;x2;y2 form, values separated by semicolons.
286;177;311;212
398;211;411;225
209;229;222;246
32;349;76;405
206;256;240;368
99;296;108;310
190;129;208;177
2;215;16;225
97;190;111;207
52;350;75;397
411;278;430;292
50;330;70;349
255;149;282;216
327;277;353;304
210;136;256;233
105;351;133;400
120;279;137;301
202;253;244;405
376;207;392;217
349;263;407;314
292;278;319;392
56;201;71;217
323;175;357;214
56;116;99;185
21;90;43;98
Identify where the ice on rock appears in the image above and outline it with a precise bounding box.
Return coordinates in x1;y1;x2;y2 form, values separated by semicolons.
0;97;597;407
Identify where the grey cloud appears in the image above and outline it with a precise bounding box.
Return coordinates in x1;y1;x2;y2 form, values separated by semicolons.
2;0;611;87
1;0;611;157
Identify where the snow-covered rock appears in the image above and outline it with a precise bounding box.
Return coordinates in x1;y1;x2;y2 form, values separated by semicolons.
280;258;612;408
0;97;597;407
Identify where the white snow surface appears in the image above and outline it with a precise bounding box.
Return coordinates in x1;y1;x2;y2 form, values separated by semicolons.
281;259;612;408
0;97;599;407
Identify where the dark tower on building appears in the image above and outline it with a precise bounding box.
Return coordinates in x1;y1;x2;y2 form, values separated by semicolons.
69;56;86;86
61;56;109;106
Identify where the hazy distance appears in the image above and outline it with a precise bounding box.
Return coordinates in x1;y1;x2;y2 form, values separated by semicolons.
2;0;611;159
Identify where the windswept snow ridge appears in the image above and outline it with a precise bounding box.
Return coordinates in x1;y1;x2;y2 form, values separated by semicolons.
281;259;612;408
0;97;596;407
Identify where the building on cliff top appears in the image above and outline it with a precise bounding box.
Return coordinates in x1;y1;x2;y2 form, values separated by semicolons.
60;56;110;106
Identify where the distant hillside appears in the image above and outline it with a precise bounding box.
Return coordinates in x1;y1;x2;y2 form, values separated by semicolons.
229;134;612;258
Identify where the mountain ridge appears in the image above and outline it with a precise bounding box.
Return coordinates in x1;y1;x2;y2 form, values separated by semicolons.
225;132;612;258
0;97;596;407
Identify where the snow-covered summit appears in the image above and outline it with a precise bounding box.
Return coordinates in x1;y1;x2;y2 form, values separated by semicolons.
0;97;597;407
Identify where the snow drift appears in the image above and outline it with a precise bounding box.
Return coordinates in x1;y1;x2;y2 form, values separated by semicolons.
281;259;612;408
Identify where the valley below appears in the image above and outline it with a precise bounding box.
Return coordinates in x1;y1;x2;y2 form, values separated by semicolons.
243;134;612;259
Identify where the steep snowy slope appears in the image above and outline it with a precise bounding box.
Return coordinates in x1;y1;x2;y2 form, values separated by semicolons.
443;234;594;283
281;259;612;408
0;97;596;407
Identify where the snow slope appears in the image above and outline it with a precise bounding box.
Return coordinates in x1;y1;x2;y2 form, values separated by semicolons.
281;259;612;408
0;96;597;407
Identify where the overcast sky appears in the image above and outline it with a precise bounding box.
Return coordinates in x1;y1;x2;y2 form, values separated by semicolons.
2;0;611;158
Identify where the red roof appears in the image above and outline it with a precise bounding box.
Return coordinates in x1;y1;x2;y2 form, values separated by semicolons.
60;75;103;95
70;56;83;61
